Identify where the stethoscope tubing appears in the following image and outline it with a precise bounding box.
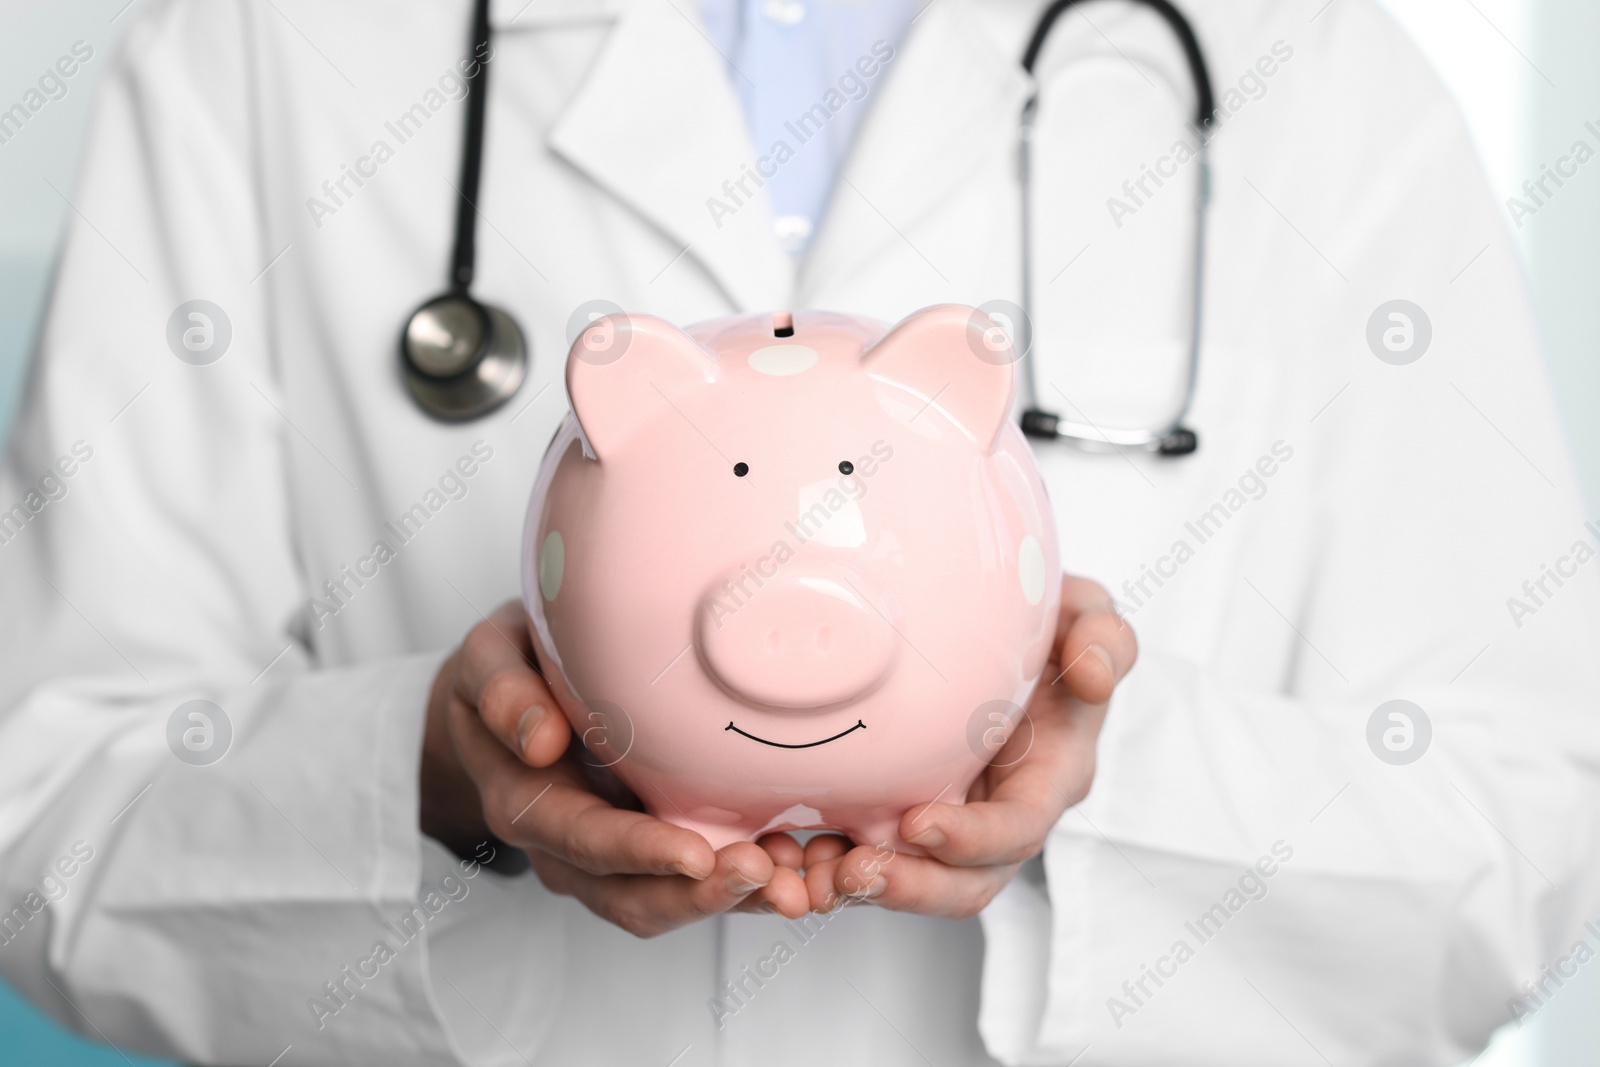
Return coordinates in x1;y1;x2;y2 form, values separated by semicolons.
1017;0;1215;455
450;0;492;294
403;0;1215;447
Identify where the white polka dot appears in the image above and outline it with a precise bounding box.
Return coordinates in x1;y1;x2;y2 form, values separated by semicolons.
540;531;565;602
1018;535;1046;606
748;344;818;376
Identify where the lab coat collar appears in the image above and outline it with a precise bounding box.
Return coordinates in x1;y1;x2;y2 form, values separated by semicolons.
540;0;794;311
800;0;1030;297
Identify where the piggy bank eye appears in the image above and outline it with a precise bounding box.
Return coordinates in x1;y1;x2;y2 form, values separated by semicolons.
733;462;749;477
838;460;854;475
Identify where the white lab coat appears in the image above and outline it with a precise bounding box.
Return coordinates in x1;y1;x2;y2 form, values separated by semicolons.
2;0;1597;1064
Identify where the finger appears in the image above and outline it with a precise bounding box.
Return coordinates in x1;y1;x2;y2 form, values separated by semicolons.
802;833;852;869
531;842;777;939
455;602;570;768
756;832;805;869
460;598;537;676
735;866;810;920
449;698;716;878
832;845;1020;919
1055;574;1119;632
1051;577;1137;705
804;854;848;913
902;702;1097;865
801;835;855;911
477;670;570;769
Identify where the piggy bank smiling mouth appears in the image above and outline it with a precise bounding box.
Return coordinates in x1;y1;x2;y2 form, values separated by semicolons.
725;719;867;749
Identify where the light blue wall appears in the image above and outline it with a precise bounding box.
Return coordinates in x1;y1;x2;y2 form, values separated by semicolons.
1528;0;1600;515
0;0;125;437
0;256;49;437
0;5;179;1060
0;980;170;1067
1521;2;1600;1057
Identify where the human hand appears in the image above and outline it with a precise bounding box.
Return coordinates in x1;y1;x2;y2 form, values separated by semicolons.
794;575;1136;916
419;599;810;935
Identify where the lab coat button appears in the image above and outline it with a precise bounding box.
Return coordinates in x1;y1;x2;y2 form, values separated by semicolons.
762;0;806;26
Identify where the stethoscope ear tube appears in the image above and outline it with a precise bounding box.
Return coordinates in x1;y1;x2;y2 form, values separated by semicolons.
449;0;493;293
1016;0;1213;457
399;0;528;421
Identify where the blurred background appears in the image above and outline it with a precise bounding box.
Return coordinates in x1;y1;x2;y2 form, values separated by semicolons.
1;0;1596;1063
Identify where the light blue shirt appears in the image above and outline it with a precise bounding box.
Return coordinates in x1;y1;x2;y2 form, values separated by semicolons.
701;0;920;254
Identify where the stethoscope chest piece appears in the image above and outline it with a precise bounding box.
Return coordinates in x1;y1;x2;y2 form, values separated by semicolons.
401;292;527;421
397;0;527;422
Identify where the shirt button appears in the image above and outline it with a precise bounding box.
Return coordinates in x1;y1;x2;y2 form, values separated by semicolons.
762;0;805;26
773;214;813;252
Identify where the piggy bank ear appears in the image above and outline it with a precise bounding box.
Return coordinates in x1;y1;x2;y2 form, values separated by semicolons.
565;313;718;458
862;304;1016;451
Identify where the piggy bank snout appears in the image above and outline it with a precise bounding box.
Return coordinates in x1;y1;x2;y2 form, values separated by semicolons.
699;569;896;710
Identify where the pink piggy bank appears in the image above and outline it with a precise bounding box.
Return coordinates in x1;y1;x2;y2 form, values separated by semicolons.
522;305;1060;853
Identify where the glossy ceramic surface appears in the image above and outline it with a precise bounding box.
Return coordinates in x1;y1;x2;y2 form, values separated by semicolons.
523;305;1060;852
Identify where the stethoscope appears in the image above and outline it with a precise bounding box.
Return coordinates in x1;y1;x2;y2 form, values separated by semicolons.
402;0;1214;457
399;0;527;421
1017;0;1215;456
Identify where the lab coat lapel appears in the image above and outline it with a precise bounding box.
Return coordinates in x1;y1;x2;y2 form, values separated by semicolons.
800;0;1029;297
543;0;793;310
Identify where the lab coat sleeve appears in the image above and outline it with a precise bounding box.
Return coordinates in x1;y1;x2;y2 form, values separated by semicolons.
0;5;563;1064
985;15;1600;1067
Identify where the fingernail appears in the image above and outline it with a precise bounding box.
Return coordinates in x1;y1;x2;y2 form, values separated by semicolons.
905;824;945;848
1088;644;1114;678
863;876;887;899
670;858;712;880
515;705;545;754
725;869;766;895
